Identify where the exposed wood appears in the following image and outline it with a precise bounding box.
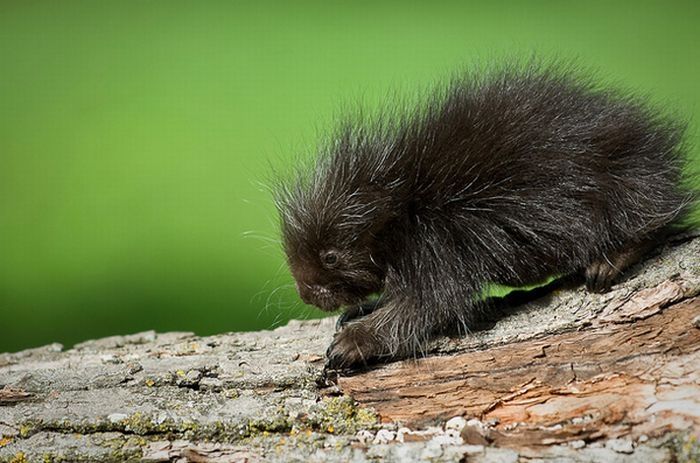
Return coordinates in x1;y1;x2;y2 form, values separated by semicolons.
340;296;700;445
0;387;33;405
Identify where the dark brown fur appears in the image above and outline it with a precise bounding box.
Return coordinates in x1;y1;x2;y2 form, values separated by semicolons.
275;61;695;370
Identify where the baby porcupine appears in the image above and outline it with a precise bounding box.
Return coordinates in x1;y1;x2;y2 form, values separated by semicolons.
275;61;695;370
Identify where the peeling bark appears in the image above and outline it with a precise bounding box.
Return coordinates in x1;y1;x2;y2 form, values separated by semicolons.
340;297;700;443
0;234;699;462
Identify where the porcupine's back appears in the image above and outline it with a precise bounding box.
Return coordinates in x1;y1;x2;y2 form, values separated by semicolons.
312;62;693;287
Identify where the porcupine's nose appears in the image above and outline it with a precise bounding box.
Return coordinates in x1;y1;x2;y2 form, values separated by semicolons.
296;282;330;306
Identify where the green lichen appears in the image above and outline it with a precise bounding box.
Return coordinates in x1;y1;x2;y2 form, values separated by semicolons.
18;424;35;439
306;396;378;435
40;434;135;463
28;449;141;463
40;452;65;463
224;389;239;399
245;416;293;437
116;413;243;441
121;412;153;435
3;396;378;462
672;433;700;463
237;396;377;440
9;453;27;463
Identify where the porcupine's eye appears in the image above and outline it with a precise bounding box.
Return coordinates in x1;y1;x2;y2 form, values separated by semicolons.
321;250;340;268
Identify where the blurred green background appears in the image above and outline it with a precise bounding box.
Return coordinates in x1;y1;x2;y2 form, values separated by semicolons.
1;1;698;352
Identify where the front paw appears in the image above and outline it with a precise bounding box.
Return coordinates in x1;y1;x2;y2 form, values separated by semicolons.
326;323;383;370
335;301;380;331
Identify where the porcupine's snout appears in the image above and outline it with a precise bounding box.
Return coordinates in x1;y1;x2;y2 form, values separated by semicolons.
295;281;341;311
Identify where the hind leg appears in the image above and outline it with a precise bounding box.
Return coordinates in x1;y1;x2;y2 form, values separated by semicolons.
585;238;656;293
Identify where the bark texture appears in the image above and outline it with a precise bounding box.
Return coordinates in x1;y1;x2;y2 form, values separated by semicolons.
1;234;699;463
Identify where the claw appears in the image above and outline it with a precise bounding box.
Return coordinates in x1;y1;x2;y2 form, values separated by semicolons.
335;301;381;331
325;324;375;370
585;261;614;293
335;311;353;331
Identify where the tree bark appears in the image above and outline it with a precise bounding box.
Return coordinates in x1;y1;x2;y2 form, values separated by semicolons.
1;234;699;463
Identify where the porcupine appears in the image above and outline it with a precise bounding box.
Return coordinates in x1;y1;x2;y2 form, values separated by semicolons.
275;61;695;370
